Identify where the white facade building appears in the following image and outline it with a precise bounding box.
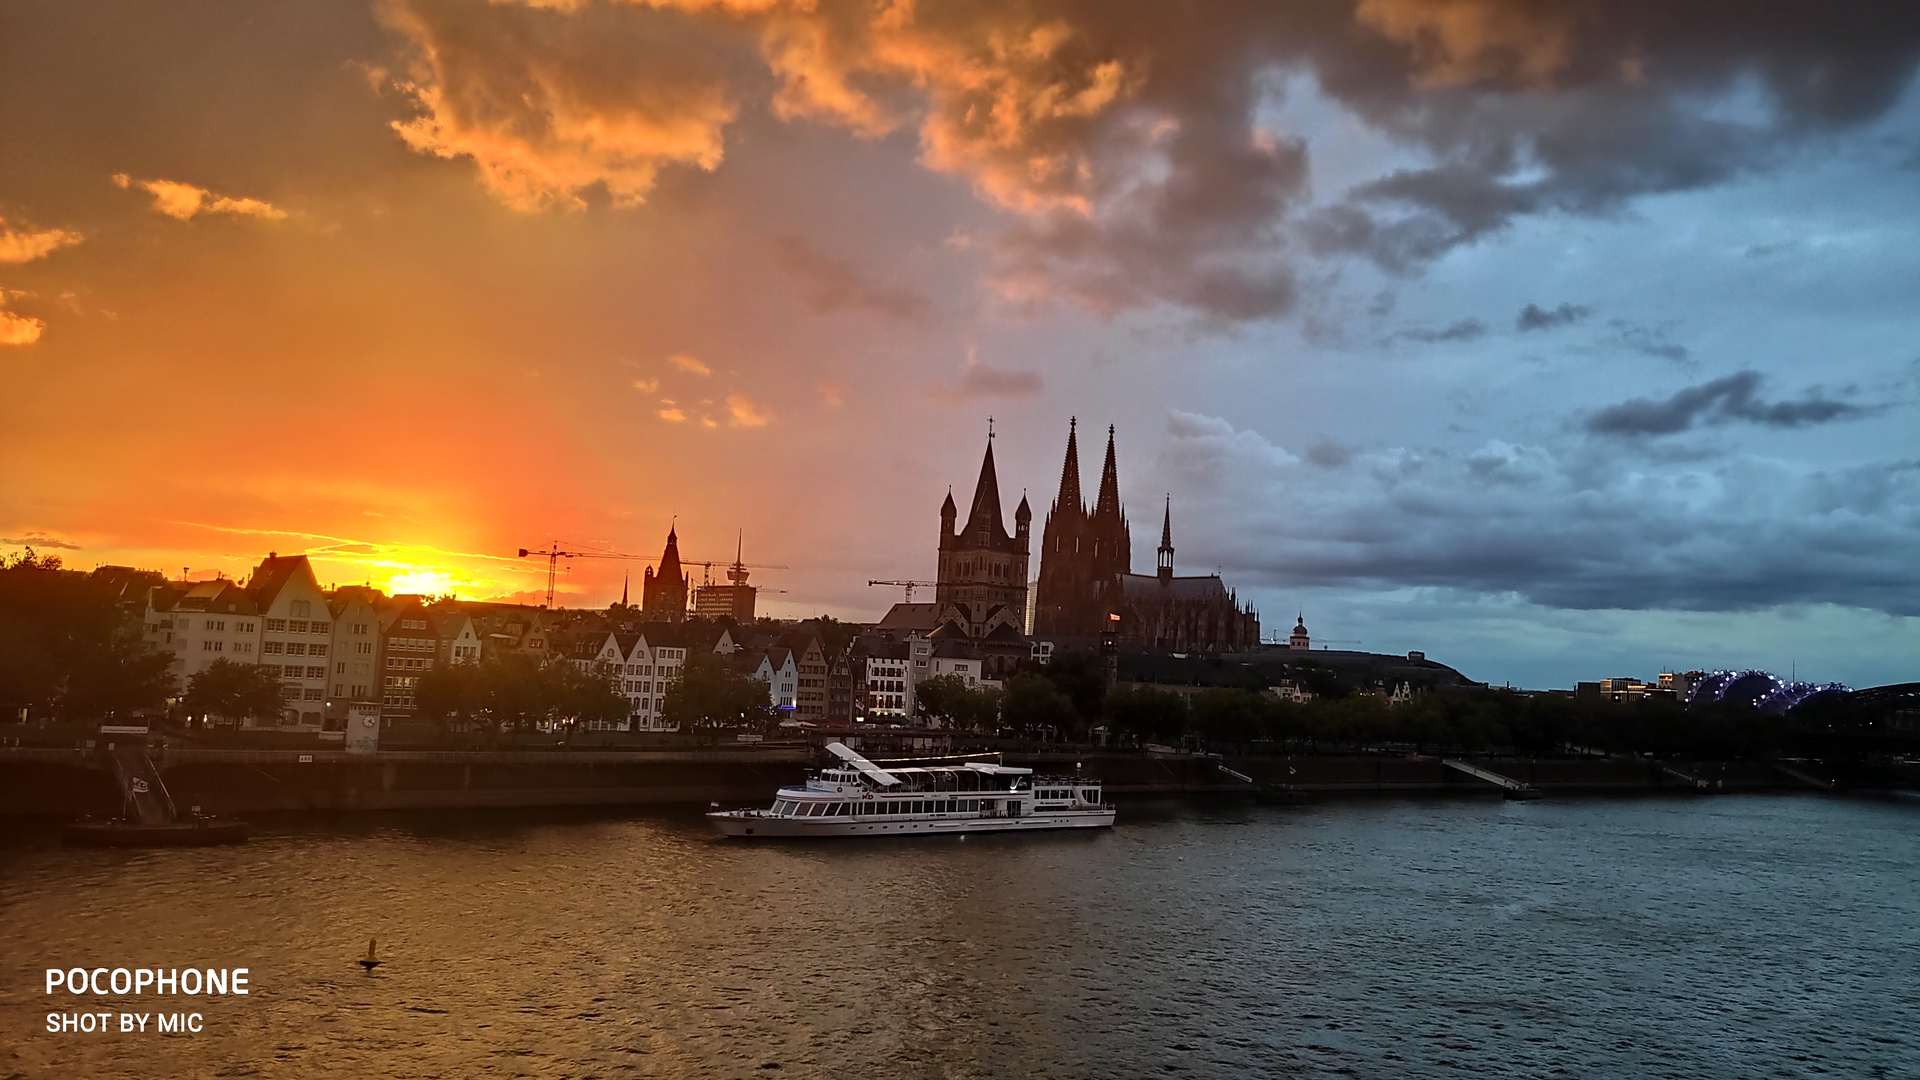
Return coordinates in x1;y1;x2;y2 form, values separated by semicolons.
247;554;335;730
864;648;911;721
144;578;263;696
750;648;799;711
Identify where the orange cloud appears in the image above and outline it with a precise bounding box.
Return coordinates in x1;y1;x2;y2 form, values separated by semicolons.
658;405;687;422
114;173;288;221
632;376;660;392
383;0;740;211
816;381;845;406
669;353;712;375
726;392;770;427
0;219;83;263
0;306;44;346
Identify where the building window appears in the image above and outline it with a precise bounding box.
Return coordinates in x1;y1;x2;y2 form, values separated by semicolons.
263;641;283;654
286;643;306;656
266;619;286;633
303;688;322;701
310;644;328;657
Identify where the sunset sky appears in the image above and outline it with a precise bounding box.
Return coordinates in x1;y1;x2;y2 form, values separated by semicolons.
3;1;1918;688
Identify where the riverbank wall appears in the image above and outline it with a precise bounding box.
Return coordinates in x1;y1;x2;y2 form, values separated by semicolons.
0;745;1821;817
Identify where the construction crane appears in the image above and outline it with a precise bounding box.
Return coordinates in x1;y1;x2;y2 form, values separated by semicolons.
868;579;937;603
517;546;648;608
519;536;788;609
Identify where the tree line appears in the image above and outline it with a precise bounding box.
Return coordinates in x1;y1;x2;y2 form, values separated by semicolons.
914;651;1786;760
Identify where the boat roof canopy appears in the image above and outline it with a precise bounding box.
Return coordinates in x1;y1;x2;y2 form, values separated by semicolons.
825;741;901;786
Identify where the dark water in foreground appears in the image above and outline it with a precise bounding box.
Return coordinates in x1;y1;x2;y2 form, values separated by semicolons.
2;794;1915;1078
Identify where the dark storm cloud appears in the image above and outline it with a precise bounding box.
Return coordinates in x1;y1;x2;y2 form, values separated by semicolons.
1516;303;1589;332
770;236;931;324
1585;371;1869;436
376;0;1920;322
1159;411;1920;615
1297;2;1920;273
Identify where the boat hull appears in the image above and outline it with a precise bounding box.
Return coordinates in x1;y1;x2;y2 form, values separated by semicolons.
62;819;249;847
708;809;1115;838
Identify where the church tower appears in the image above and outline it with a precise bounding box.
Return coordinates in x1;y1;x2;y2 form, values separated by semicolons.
934;434;1030;637
1089;425;1132;584
641;524;688;623
1035;420;1133;638
1033;418;1092;636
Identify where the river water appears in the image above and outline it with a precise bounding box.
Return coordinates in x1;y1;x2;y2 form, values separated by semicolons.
2;794;1915;1078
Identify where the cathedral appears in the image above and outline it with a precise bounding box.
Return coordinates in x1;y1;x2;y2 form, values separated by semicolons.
1032;420;1260;653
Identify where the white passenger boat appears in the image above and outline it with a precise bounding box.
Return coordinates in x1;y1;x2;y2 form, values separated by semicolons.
708;742;1116;837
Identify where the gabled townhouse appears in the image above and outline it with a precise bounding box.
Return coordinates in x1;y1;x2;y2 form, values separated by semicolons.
245;553;336;730
432;609;481;665
566;629;630;732
326;586;384;727
624;624;689;733
788;633;829;723
378;596;441;720
749;647;799;712
559;623;689;732
467;603;555;658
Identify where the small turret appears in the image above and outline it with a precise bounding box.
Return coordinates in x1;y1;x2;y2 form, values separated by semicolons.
940;487;957;538
1015;491;1032;542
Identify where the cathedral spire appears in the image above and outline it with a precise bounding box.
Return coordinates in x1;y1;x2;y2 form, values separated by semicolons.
1094;424;1122;519
1157;494;1174;582
1054;417;1084;515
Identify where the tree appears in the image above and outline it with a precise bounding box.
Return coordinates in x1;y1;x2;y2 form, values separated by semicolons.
1031;650;1109;728
661;651;776;738
1000;674;1076;738
182;659;285;726
912;674;1002;732
0;553;174;721
1189;688;1267;747
416;660;487;731
550;660;630;730
1104;684;1189;744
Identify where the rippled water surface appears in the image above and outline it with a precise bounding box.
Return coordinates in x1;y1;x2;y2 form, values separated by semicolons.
3;794;1916;1078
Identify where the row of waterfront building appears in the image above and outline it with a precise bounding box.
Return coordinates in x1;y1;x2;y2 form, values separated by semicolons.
133;419;1325;734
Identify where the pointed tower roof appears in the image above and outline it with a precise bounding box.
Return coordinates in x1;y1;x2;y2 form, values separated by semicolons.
960;440;1007;540
940;487;957;519
1054;417;1084;514
1159;495;1174;552
1015;491;1031;522
621;569;629;607
1094;424;1123;519
658;523;683;582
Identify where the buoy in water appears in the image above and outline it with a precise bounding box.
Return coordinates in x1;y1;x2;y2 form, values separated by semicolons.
359;938;382;972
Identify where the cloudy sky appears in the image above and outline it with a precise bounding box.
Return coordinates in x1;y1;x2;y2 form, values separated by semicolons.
3;0;1918;688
